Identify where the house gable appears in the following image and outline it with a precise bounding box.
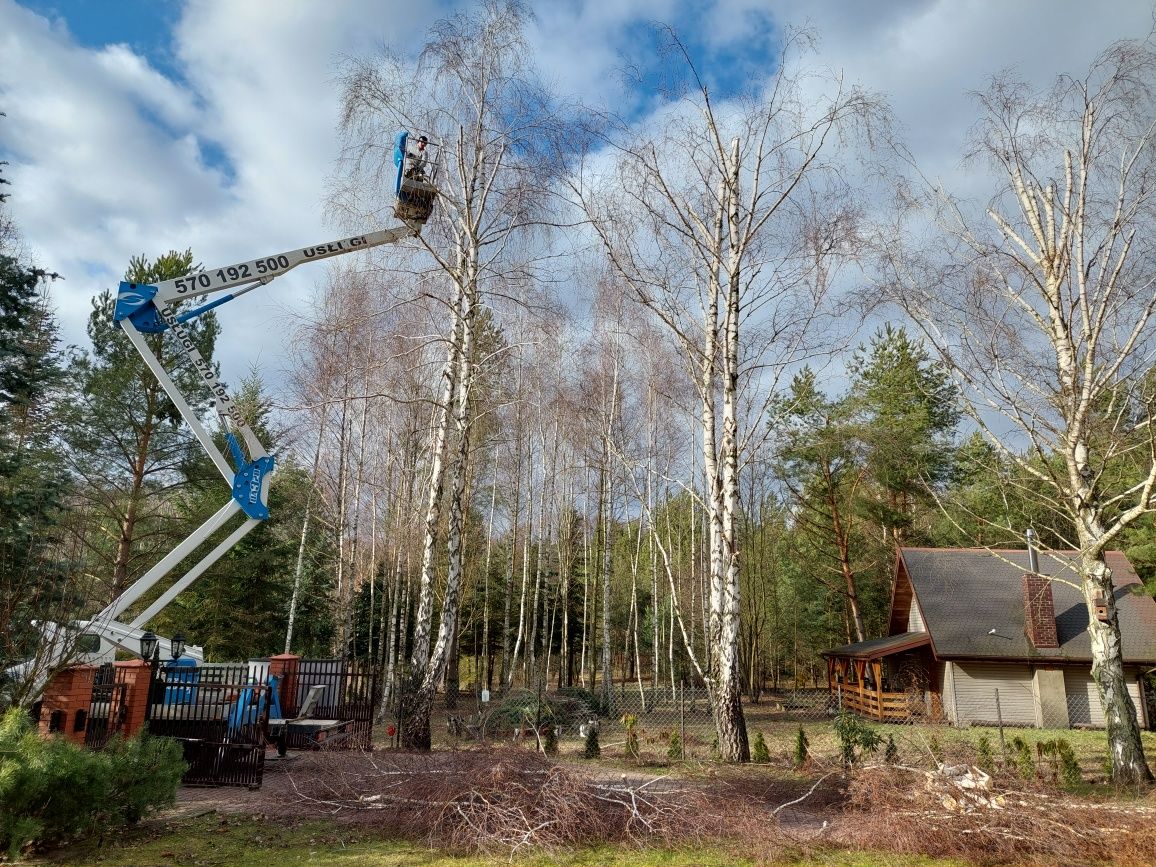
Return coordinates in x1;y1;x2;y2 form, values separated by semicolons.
888;554;914;636
890;551;930;638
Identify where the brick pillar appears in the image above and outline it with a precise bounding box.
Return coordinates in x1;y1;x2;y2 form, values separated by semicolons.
269;653;300;717
114;659;153;737
1023;573;1059;648
39;665;97;744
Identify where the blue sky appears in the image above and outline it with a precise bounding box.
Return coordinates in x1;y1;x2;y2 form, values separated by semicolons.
1;0;1152;386
22;0;179;58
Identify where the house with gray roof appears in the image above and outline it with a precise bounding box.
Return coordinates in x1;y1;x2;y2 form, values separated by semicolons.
823;547;1156;729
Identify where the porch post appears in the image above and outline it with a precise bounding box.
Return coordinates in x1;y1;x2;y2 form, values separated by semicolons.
872;659;884;721
854;659;865;713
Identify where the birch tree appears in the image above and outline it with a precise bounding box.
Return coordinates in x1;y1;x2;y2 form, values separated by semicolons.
575;29;880;762
881;39;1156;783
337;0;560;749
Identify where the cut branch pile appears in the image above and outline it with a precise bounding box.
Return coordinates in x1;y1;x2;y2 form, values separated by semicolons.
278;748;767;855
844;765;1156;864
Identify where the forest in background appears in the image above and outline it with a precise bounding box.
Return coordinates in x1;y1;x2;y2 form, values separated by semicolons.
3;3;1156;776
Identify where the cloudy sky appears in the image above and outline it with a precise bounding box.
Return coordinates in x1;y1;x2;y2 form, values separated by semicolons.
0;0;1152;389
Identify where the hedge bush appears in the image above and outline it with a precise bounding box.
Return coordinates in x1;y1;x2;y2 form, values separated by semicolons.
0;708;186;857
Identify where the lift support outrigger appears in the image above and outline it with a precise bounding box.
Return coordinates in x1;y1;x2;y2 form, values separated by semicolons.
9;131;437;684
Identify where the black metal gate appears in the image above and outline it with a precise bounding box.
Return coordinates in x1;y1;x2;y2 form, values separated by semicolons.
146;663;271;788
270;658;377;752
84;663;128;749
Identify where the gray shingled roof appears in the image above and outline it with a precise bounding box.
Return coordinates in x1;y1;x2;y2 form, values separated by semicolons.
823;631;931;659
899;548;1156;664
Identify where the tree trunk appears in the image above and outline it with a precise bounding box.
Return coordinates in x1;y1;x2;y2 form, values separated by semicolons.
710;137;750;762
445;617;460;710
599;455;614;714
112;389;157;599
1082;552;1153;783
285;418;326;653
499;439;521;691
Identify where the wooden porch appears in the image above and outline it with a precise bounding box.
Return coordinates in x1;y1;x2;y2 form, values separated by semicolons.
823;632;938;722
836;681;919;720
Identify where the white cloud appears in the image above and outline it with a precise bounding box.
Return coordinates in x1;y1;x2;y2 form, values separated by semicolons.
756;0;1155;186
1;0;1151;398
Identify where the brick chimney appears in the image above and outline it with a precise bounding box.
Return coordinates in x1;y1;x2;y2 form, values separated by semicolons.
1023;572;1059;648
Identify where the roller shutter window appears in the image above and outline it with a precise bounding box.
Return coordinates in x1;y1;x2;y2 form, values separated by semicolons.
1064;669;1146;728
951;663;1035;726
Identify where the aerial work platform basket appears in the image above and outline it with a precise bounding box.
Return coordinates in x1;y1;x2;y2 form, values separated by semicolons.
393;130;438;223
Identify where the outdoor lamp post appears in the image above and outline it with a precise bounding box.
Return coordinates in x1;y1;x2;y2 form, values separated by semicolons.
140;631;160;722
170;632;186;660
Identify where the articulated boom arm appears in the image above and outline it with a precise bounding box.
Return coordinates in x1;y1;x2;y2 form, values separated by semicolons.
90;219;425;656
0;130;439;693
145;223;422;304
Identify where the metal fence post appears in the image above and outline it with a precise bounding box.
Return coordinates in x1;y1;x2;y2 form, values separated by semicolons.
679;680;685;759
995;688;1007;755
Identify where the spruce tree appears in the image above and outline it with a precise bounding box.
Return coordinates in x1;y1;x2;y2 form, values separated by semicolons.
0;254;69;679
0;139;71;687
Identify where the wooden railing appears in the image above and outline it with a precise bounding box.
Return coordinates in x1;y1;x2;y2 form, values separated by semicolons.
838;688;922;721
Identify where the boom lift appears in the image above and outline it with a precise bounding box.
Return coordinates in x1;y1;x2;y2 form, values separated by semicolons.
8;132;437;685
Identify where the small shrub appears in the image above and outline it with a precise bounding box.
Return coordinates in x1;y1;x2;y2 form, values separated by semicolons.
1037;738;1081;786
884;734;899;764
1059;742;1081;786
751;731;770;763
833;711;881;767
927;733;943;763
583;724;601;759
709;735;720;761
621;714;639;760
0;709;108;857
104;732;186;824
0;708;185;857
792;726;810;770
1011;736;1035;779
667;729;683;760
542;725;558;756
975;733;994;770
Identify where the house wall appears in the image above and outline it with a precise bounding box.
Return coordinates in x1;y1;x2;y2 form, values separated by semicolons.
1064;668;1147;728
941;661;1149;729
906;604;924;632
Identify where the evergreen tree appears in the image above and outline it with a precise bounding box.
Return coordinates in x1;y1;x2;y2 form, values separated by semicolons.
63;251;220;605
0;140;71;689
0;254;69;678
773;368;882;643
848;325;959;544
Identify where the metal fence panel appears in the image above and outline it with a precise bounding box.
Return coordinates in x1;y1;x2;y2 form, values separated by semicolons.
147;662;270;788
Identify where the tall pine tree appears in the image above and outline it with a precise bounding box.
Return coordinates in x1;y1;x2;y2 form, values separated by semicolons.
64;251;220;605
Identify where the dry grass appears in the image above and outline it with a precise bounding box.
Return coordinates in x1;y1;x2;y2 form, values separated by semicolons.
274;747;789;857
187;740;1156;864
842;764;1156;865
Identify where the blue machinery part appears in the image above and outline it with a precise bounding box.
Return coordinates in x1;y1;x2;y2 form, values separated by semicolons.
112;284;274;520
393;129;409;195
226;432;274;520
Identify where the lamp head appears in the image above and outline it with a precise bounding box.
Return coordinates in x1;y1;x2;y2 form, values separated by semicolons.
139;631;159;661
